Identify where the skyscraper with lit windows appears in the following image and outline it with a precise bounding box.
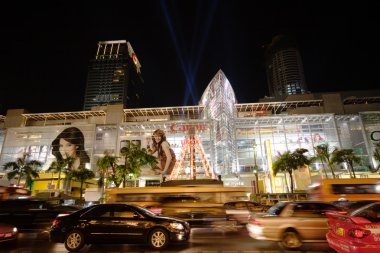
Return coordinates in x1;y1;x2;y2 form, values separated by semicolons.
83;40;143;111
264;35;307;98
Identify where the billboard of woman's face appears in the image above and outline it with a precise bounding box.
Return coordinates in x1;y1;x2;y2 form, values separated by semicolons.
0;125;94;170
51;127;90;171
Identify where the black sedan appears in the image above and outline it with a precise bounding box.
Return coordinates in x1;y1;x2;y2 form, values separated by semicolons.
50;203;190;251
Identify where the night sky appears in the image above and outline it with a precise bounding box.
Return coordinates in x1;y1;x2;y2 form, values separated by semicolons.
0;0;379;115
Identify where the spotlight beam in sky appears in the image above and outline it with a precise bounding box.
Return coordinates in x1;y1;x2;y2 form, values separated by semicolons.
160;0;197;105
160;0;217;106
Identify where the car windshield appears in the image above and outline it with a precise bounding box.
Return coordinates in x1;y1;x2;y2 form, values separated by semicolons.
266;201;287;215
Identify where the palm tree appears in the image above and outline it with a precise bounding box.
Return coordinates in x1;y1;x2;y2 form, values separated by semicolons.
2;153;42;189
96;152;120;201
311;143;336;179
331;149;362;178
46;153;75;191
272;148;311;193
117;142;158;187
71;166;95;202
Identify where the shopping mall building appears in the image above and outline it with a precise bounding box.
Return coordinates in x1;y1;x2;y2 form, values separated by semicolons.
1;70;380;194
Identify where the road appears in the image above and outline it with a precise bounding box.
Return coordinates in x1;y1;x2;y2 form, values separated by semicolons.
2;227;334;253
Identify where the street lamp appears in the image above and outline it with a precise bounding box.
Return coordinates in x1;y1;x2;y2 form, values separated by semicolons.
253;140;259;194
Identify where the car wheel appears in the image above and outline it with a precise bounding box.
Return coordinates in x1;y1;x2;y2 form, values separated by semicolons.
148;228;169;249
64;230;85;252
281;229;302;249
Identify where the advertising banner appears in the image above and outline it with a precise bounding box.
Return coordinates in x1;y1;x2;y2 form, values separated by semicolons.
0;125;95;171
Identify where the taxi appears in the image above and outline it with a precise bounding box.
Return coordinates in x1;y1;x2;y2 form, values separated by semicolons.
326;202;380;253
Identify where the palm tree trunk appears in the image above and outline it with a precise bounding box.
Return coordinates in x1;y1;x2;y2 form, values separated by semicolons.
328;163;336;178
80;181;84;201
320;161;328;178
349;162;356;178
283;172;290;193
288;170;294;194
17;175;22;187
57;171;61;190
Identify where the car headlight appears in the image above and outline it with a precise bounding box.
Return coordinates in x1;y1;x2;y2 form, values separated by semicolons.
169;222;184;230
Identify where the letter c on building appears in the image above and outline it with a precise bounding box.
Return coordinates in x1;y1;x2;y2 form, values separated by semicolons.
370;131;380;141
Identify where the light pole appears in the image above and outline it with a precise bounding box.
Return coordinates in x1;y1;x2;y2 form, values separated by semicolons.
253;140;259;194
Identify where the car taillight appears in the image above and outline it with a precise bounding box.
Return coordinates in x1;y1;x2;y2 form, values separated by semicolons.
349;228;370;238
248;219;262;226
52;219;61;226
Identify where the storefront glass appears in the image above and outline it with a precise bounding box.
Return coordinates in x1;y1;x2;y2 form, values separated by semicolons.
335;114;369;169
235;114;340;191
359;112;380;169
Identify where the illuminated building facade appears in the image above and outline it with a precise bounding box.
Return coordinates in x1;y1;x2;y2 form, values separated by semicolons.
264;35;307;98
1;71;380;193
83;40;143;111
199;70;238;175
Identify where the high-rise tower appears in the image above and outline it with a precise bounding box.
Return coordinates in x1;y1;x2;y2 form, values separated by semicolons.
264;35;307;98
83;40;143;111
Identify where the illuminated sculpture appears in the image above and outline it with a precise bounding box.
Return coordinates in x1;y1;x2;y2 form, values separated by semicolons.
169;127;216;180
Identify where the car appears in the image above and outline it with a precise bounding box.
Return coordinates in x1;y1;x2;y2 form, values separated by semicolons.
0;199;80;232
246;200;344;249
49;203;190;251
223;200;268;225
157;201;232;228
0;223;18;244
326;201;380;253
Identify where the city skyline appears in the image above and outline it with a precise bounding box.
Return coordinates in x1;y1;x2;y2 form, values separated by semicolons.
0;0;378;114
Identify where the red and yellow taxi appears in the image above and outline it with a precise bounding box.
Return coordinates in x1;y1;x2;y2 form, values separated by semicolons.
326;201;380;253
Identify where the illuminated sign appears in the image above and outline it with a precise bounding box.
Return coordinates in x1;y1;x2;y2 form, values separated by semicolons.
169;124;206;133
370;131;380;141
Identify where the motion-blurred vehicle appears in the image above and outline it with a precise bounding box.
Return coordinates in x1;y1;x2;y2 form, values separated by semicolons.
50;203;190;251
246;200;343;249
326;201;380;253
0;199;80;232
145;195;236;229
223;200;268;224
0;223;18;244
155;201;233;229
308;178;380;202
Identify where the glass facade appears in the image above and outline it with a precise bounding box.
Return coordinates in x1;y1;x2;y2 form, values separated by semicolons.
360;112;380;169
200;70;237;176
0;70;379;193
83;41;142;110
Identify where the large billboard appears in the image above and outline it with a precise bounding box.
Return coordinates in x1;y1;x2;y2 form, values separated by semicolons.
0;125;95;171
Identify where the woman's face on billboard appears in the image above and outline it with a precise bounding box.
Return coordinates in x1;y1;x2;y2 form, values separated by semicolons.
153;135;161;142
59;138;77;159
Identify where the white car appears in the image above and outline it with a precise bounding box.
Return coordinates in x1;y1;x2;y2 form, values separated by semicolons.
246;201;343;249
